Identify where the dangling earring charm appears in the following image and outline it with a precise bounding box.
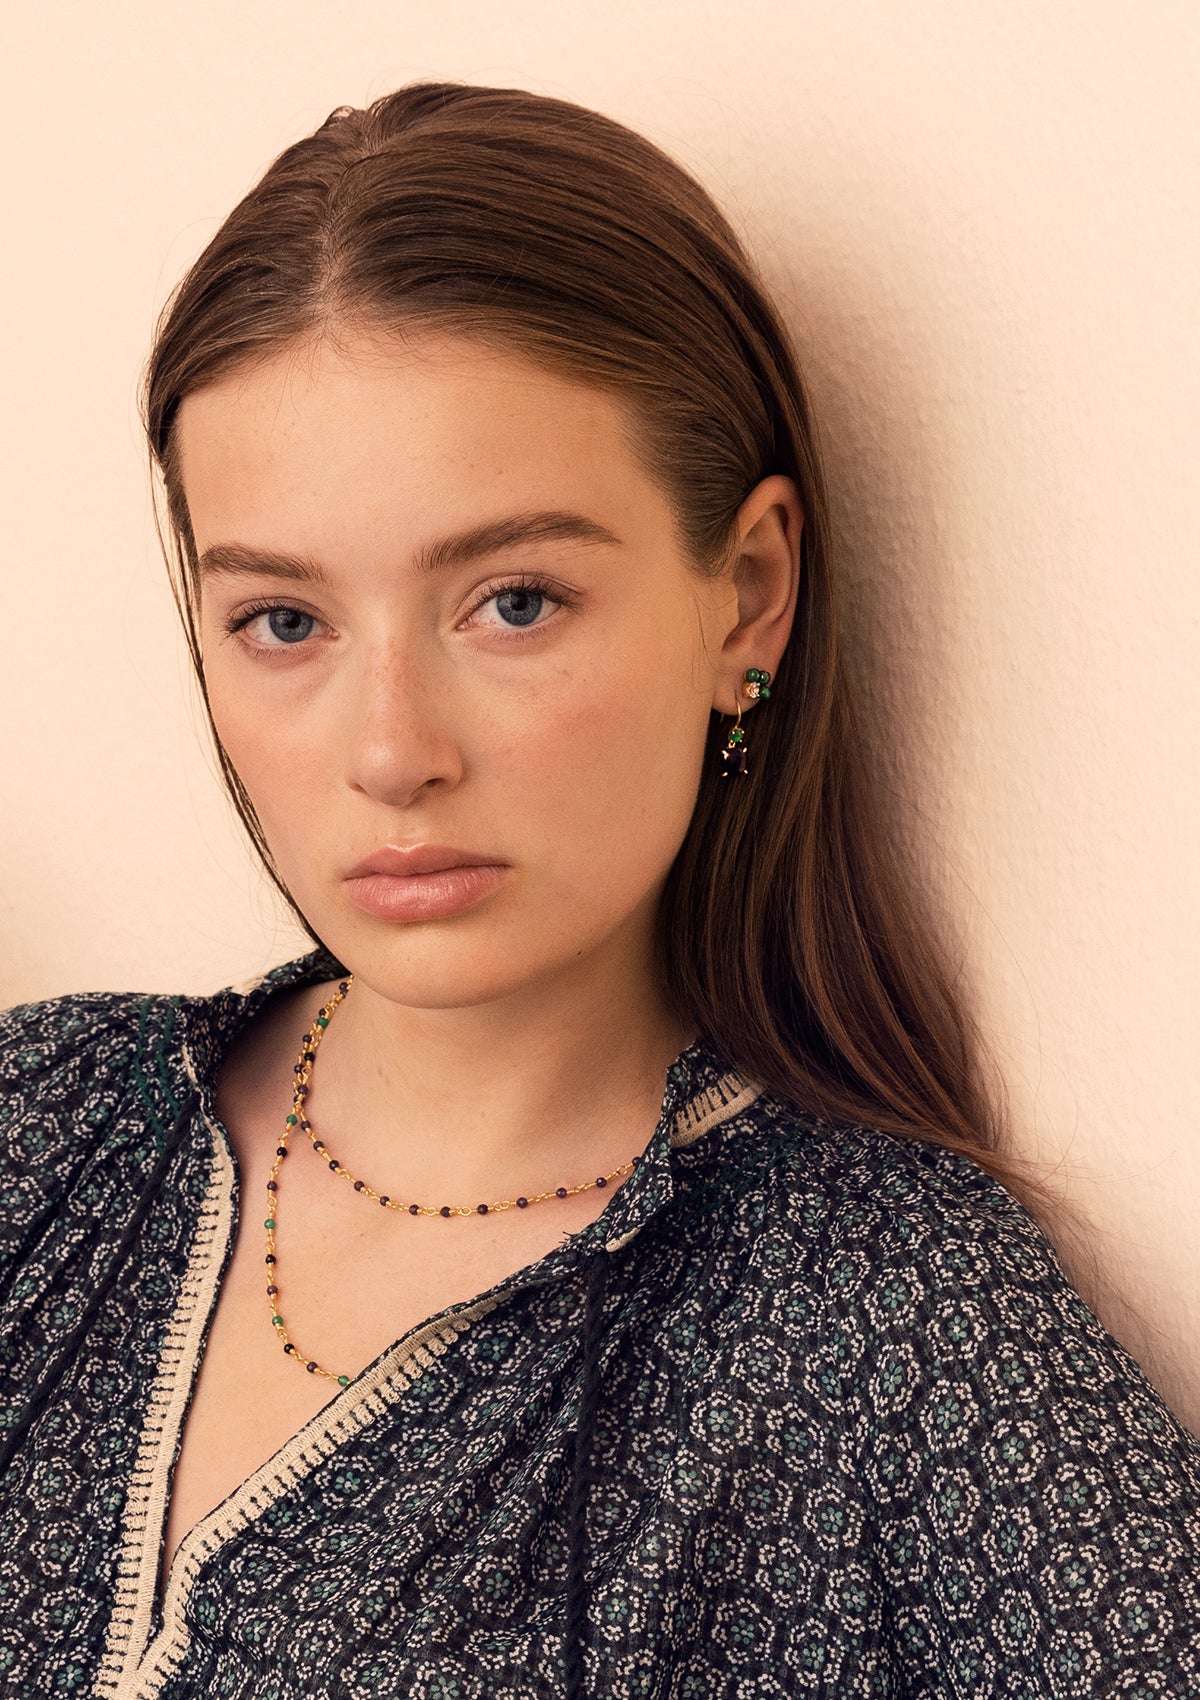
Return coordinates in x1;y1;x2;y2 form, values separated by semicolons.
720;668;771;777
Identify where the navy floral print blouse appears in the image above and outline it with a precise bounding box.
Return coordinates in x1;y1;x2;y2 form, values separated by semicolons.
2;943;1199;1698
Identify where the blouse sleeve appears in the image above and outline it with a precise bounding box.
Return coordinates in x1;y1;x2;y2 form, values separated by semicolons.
820;1156;1200;1696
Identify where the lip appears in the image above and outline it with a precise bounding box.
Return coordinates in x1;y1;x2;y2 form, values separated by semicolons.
344;844;505;879
344;864;509;922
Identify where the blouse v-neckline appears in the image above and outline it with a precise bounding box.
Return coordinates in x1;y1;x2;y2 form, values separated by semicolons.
95;947;765;1697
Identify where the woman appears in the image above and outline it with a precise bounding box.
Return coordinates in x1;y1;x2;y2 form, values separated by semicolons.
2;80;1197;1699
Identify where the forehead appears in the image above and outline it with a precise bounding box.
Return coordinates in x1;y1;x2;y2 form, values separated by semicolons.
173;329;658;550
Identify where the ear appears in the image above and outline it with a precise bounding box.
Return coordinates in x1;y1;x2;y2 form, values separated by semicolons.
712;474;804;715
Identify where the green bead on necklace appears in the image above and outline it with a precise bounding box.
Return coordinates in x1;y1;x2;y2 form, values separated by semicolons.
264;975;643;1388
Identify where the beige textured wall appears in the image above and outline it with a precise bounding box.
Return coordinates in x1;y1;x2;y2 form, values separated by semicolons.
3;3;1197;1425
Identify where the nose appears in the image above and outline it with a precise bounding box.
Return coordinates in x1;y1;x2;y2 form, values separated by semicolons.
340;642;465;806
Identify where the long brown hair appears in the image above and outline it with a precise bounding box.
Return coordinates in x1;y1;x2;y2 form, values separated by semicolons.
142;80;1070;1228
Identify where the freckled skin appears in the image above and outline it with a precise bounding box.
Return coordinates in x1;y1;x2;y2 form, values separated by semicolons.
177;327;799;1036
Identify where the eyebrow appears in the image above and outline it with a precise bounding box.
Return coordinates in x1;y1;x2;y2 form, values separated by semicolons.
196;510;623;585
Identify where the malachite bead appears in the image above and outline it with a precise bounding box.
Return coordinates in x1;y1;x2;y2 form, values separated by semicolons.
264;1218;276;1230
316;1016;328;1028
286;1114;298;1126
338;1375;350;1387
272;1315;284;1327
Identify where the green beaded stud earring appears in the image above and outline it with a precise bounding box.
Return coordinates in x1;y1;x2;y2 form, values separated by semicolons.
720;668;772;777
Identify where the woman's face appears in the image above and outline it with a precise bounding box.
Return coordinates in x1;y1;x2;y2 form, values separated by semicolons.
176;327;744;1011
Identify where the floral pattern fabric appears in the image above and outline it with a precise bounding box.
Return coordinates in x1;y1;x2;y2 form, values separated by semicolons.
1;943;1199;1698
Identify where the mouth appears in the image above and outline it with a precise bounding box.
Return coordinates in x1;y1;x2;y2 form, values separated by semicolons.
343;844;505;880
343;861;510;922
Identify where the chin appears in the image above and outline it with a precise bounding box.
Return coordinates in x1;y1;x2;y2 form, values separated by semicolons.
323;919;556;1006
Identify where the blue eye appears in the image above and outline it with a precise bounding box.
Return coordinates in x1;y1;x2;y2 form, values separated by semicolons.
492;586;546;627
468;573;570;634
224;604;318;648
261;609;315;643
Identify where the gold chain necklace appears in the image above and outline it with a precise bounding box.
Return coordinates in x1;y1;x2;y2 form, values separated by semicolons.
264;974;642;1385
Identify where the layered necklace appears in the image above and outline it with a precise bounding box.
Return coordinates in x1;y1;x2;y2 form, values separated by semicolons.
263;974;642;1385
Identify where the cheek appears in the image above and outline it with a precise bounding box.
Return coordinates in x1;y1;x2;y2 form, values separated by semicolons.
506;673;706;872
205;670;314;830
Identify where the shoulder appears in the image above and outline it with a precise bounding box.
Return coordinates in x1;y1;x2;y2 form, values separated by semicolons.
0;982;165;1132
668;1081;1069;1379
684;1082;1040;1281
0;947;340;1261
730;1093;1199;1446
682;1085;1163;1388
0;987;176;1286
696;1091;1200;1493
0;945;346;1156
0;984;187;1258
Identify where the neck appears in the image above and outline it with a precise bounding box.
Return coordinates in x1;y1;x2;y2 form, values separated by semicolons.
293;937;697;1207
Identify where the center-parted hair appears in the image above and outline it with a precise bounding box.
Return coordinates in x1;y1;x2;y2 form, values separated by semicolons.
142;80;1062;1221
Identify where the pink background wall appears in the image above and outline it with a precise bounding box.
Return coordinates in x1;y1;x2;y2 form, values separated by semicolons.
3;3;1197;1425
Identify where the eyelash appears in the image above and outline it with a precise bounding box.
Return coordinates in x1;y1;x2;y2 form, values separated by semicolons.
222;573;573;656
